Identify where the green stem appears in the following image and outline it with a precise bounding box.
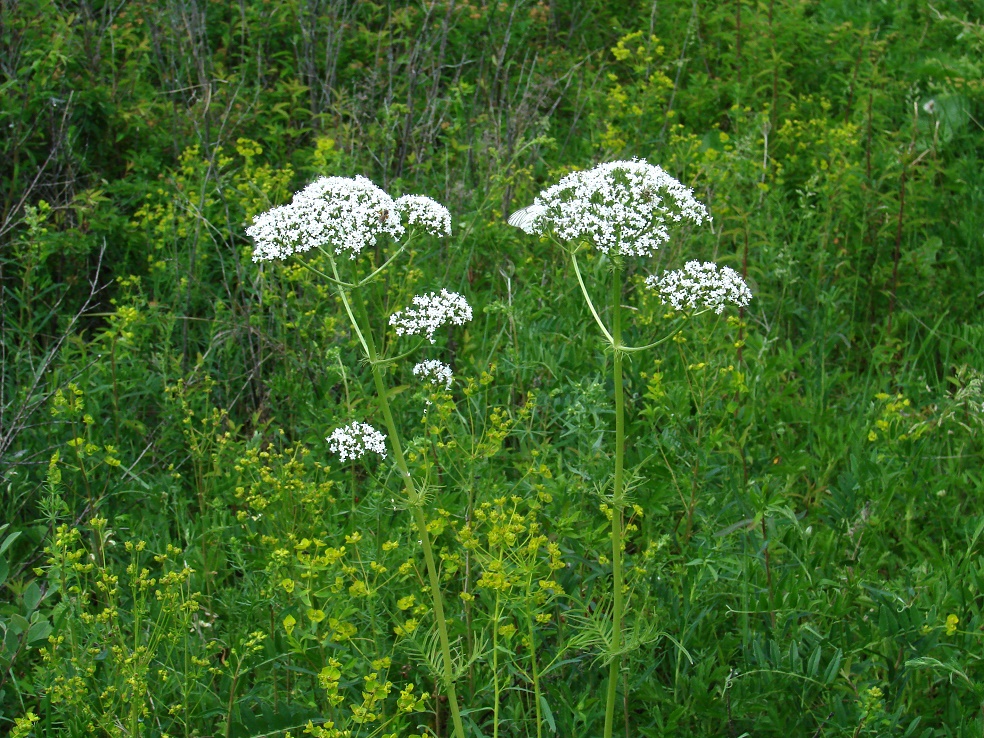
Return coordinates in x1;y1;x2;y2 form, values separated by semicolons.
604;264;626;738
344;281;466;738
528;609;543;738
372;340;428;368
307;235;415;288
493;595;501;738
619;310;713;353
328;260;372;359
571;252;615;344
131;560;142;737
412;505;466;738
224;665;240;738
355;235;414;287
295;256;354;288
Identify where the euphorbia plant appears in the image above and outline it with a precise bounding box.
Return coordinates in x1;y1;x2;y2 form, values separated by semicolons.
248;175;470;738
510;159;751;738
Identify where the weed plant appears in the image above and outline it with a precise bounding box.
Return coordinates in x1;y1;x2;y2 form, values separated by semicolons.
1;1;984;737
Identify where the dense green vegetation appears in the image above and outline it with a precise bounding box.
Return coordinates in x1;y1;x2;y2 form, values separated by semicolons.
2;0;983;735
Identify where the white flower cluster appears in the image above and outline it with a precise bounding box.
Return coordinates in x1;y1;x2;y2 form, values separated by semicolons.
395;195;452;237
412;359;454;389
511;159;708;257
246;176;451;262
646;260;752;314
389;290;473;343
326;421;388;462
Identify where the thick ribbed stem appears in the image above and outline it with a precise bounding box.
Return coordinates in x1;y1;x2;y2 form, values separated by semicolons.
344;281;466;738
410;505;466;738
604;264;626;738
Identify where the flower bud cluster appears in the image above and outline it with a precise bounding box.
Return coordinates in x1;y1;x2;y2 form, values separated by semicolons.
389;290;473;343
247;176;450;262
326;422;388;462
412;360;454;389
514;159;709;257
646;260;752;314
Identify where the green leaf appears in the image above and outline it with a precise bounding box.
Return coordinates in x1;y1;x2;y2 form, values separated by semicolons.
823;649;842;685
540;694;556;734
905;656;973;686
9;614;29;635
23;582;41;613
903;716;923;737
0;530;19;557
807;645;822;678
27;618;52;645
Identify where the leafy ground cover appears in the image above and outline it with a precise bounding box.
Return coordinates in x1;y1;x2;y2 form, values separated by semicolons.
1;0;983;735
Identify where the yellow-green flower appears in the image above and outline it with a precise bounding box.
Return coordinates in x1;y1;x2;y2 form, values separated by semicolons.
945;614;959;636
282;614;296;636
497;623;517;638
10;711;39;738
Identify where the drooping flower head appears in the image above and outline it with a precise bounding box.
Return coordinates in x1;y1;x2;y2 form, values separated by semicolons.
326;421;388;462
509;159;708;257
412;359;454;389
646;260;752;314
247;176;451;262
389;290;473;343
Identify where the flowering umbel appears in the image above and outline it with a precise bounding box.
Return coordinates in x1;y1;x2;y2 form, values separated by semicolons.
394;195;452;237
412;359;454;389
646;260;752;314
326;422;388;462
247;176;451;262
389;290;473;343
508;159;708;257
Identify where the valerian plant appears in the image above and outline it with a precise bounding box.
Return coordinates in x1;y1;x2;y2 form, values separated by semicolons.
247;175;470;738
509;158;751;738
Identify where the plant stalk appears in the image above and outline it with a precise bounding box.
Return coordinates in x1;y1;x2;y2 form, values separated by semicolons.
528;611;543;738
343;278;467;738
604;264;626;738
493;595;501;738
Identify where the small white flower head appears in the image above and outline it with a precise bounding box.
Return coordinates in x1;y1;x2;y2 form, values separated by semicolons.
510;159;708;257
389;289;473;343
326;421;388;462
246;203;301;261
413;359;454;389
646;260;752;314
247;177;452;262
395;195;452;238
